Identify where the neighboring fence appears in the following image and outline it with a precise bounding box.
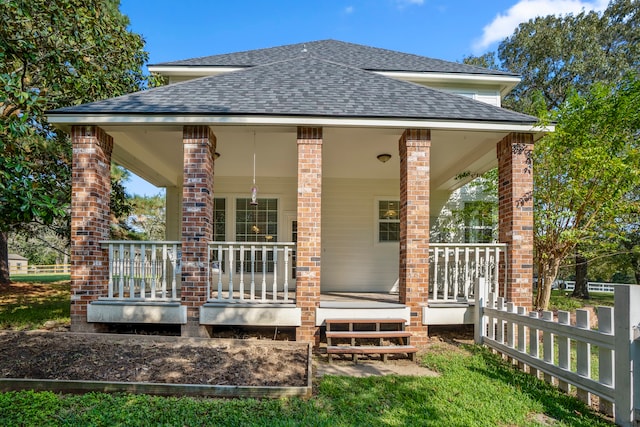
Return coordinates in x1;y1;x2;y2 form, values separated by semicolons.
428;243;506;303
9;264;71;275
207;242;296;303
475;281;640;427
100;241;181;301
561;281;624;293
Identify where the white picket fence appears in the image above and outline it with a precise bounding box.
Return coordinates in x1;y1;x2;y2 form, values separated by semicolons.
476;281;640;427
562;281;622;293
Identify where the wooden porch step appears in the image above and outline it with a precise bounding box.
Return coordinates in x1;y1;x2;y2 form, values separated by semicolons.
325;318;406;325
327;345;418;355
325;331;412;339
324;317;415;363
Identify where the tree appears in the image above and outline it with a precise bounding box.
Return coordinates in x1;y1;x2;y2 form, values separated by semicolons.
533;76;640;310
0;0;150;285
498;0;640;113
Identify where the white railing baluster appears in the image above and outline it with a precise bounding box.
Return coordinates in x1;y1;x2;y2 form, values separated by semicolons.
250;245;256;301
272;246;278;301
261;246;267;302
118;243;125;299
463;246;470;299
150;244;157;299
171;243;178;300
484;247;491;295
129;243;135;298
140;244;146;300
108;244;114;299
432;247;439;301
239;245;245;301
216;245;223;300
161;244;167;299
453;246;460;299
228;245;234;301
443;248;449;301
283;246;289;302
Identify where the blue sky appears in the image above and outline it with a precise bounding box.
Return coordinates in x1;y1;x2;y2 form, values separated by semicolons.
118;0;608;196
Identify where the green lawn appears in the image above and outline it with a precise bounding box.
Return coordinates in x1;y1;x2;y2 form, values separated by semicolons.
0;344;612;426
548;290;614;312
0;277;614;426
10;274;71;283
0;276;70;330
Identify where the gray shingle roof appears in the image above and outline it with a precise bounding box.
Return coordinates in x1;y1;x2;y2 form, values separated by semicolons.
152;39;517;77
51;55;535;124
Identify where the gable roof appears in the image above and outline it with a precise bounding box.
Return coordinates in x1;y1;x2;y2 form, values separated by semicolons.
151;39;517;77
50;55;535;124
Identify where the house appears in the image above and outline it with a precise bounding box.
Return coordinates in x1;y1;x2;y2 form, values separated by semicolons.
8;254;28;274
47;40;547;346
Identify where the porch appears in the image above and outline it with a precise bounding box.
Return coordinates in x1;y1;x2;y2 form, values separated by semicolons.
87;241;506;329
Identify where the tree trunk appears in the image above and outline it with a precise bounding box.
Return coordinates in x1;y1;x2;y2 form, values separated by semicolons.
572;249;590;299
0;232;10;287
534;257;562;310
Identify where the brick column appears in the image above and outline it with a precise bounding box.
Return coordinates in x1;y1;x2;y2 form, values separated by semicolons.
497;133;534;308
399;129;431;346
295;127;322;344
70;125;113;332
181;125;216;337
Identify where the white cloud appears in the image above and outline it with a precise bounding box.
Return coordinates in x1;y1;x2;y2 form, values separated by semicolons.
344;5;355;14
473;0;609;53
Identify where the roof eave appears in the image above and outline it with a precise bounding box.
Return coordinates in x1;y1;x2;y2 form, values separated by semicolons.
46;113;551;138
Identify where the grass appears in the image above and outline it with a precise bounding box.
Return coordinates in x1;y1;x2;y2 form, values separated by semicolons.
548;290;614;312
0;277;614;426
0;345;612;426
0;275;70;330
10;273;71;283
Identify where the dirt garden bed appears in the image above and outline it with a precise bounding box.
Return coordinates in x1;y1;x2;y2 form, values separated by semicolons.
0;331;310;397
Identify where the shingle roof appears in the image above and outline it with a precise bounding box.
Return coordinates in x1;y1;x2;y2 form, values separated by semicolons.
52;55;535;124
151;39;517;77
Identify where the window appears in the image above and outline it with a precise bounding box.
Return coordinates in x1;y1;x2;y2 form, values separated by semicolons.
378;200;400;242
236;198;278;272
463;201;495;243
235;198;278;242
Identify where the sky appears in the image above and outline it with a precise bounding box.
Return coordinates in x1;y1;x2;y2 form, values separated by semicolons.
118;0;609;196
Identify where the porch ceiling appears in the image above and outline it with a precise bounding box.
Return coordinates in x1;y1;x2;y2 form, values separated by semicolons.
103;124;509;191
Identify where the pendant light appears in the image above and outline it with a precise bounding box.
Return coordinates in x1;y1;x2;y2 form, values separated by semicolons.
250;131;258;206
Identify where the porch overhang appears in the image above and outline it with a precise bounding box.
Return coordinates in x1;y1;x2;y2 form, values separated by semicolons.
47;113;552;136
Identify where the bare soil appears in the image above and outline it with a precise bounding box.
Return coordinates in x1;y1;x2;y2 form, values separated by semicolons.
0;331;308;387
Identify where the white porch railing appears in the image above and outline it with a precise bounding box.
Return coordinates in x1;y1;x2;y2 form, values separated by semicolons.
429;243;506;303
207;242;296;303
100;241;181;301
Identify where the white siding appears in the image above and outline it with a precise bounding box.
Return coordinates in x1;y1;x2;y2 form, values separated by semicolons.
321;178;399;292
213;176;400;293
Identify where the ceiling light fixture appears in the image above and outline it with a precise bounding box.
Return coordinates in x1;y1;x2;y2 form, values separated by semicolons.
377;153;392;163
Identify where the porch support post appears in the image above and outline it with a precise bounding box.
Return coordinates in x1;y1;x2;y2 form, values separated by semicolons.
165;186;182;241
180;125;216;337
295;127;323;345
70;125;112;332
497;132;534;308
399;129;431;346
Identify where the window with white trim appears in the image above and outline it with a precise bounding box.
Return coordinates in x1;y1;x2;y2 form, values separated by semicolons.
378;200;400;242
